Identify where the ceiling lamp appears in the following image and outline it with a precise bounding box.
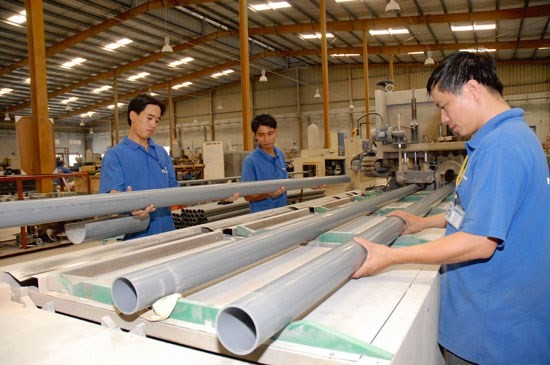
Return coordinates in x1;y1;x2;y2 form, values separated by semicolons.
89;128;94;135
314;88;321;98
385;0;400;15
65;104;73;112
424;51;435;66
79;119;85;127
161;36;173;54
349;101;355;110
259;69;268;82
4;112;10;122
216;103;223;110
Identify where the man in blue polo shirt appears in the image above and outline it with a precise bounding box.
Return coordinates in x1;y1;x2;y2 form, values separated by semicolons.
352;52;549;364
99;94;178;239
241;114;288;213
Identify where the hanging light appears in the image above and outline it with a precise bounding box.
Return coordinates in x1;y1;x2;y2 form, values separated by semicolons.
162;36;173;54
385;0;400;15
349;101;355;110
89;128;94;135
259;69;268;82
216;103;223;110
314;88;321;98
65;104;73;112
79;119;85;127
424;50;435;66
4;112;10;122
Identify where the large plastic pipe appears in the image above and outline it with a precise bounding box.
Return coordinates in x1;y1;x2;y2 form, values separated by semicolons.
111;184;419;315
0;176;349;229
215;184;454;355
64;214;150;244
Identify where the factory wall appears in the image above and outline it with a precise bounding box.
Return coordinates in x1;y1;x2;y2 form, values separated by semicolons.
4;63;546;167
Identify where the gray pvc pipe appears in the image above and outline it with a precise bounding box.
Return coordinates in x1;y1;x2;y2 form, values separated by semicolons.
0;175;349;229
111;184;419;315
64;215;150;244
215;183;454;355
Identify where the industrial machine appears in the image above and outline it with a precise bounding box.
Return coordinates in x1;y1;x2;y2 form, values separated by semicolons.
360;88;466;188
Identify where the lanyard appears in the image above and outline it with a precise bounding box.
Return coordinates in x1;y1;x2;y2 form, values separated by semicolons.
456;155;469;187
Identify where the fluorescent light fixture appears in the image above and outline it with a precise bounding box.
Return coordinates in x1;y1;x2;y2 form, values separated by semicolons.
250;1;291;11
107;103;125;109
8;10;26;24
127;72;150;81
61;57;86;69
459;48;496;53
104;38;132;51
332;53;360;57
0;88;13;96
24;78;31;83
335;0;356;2
452;23;496;32
369;28;409;36
92;85;112;93
168;57;194;67
81;112;95;118
172;81;193;89
300;33;335;40
61;97;78;104
211;69;234;78
408;51;425;55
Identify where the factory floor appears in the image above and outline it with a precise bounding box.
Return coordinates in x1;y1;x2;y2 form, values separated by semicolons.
0;227;103;266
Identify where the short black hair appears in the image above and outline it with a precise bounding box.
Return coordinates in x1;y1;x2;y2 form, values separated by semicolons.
127;94;166;126
427;51;504;97
251;114;277;133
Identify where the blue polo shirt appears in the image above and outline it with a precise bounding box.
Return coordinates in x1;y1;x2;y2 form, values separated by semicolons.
241;146;288;213
99;136;178;239
439;108;550;364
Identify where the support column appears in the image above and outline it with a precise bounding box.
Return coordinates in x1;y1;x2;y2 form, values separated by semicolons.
362;30;371;140
239;0;252;151
320;0;330;149
113;72;120;144
23;0;55;192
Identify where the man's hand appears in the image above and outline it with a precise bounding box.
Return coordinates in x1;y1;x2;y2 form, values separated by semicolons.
311;184;325;190
109;186;156;217
387;210;423;235
351;237;395;278
268;186;286;198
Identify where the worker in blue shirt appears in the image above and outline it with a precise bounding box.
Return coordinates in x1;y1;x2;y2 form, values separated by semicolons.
352;52;549;364
241;114;288;213
99;94;178;239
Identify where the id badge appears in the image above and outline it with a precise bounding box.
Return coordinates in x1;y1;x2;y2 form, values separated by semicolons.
446;201;465;229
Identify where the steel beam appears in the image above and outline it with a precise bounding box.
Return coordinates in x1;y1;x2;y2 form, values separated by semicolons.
215;184;454;355
0;176;349;229
111;184;419;315
64;215;150;244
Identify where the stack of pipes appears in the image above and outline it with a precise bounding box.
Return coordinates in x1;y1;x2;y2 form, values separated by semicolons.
172;188;326;228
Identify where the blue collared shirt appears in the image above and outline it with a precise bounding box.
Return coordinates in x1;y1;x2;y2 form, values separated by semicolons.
99;136;178;239
241;146;288;213
439;108;550;364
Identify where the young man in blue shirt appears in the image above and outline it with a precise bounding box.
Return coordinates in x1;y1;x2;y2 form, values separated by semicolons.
241;114;288;213
99;94;178;239
352;52;549;364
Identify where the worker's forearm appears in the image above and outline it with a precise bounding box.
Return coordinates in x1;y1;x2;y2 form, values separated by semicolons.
421;212;448;230
244;193;270;202
392;232;497;265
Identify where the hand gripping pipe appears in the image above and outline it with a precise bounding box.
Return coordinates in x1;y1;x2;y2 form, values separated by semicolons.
215;183;454;355
111;184;419;315
64;214;150;244
0;176;349;229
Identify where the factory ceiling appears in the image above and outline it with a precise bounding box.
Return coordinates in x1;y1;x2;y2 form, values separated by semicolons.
0;0;549;130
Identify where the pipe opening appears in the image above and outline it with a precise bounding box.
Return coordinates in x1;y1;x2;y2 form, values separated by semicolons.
216;306;258;355
112;277;139;315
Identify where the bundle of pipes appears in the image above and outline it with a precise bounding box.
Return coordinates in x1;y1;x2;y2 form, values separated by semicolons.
172;189;326;228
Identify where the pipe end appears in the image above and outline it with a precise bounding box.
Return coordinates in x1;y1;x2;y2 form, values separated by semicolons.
216;306;258;355
112;277;139;315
